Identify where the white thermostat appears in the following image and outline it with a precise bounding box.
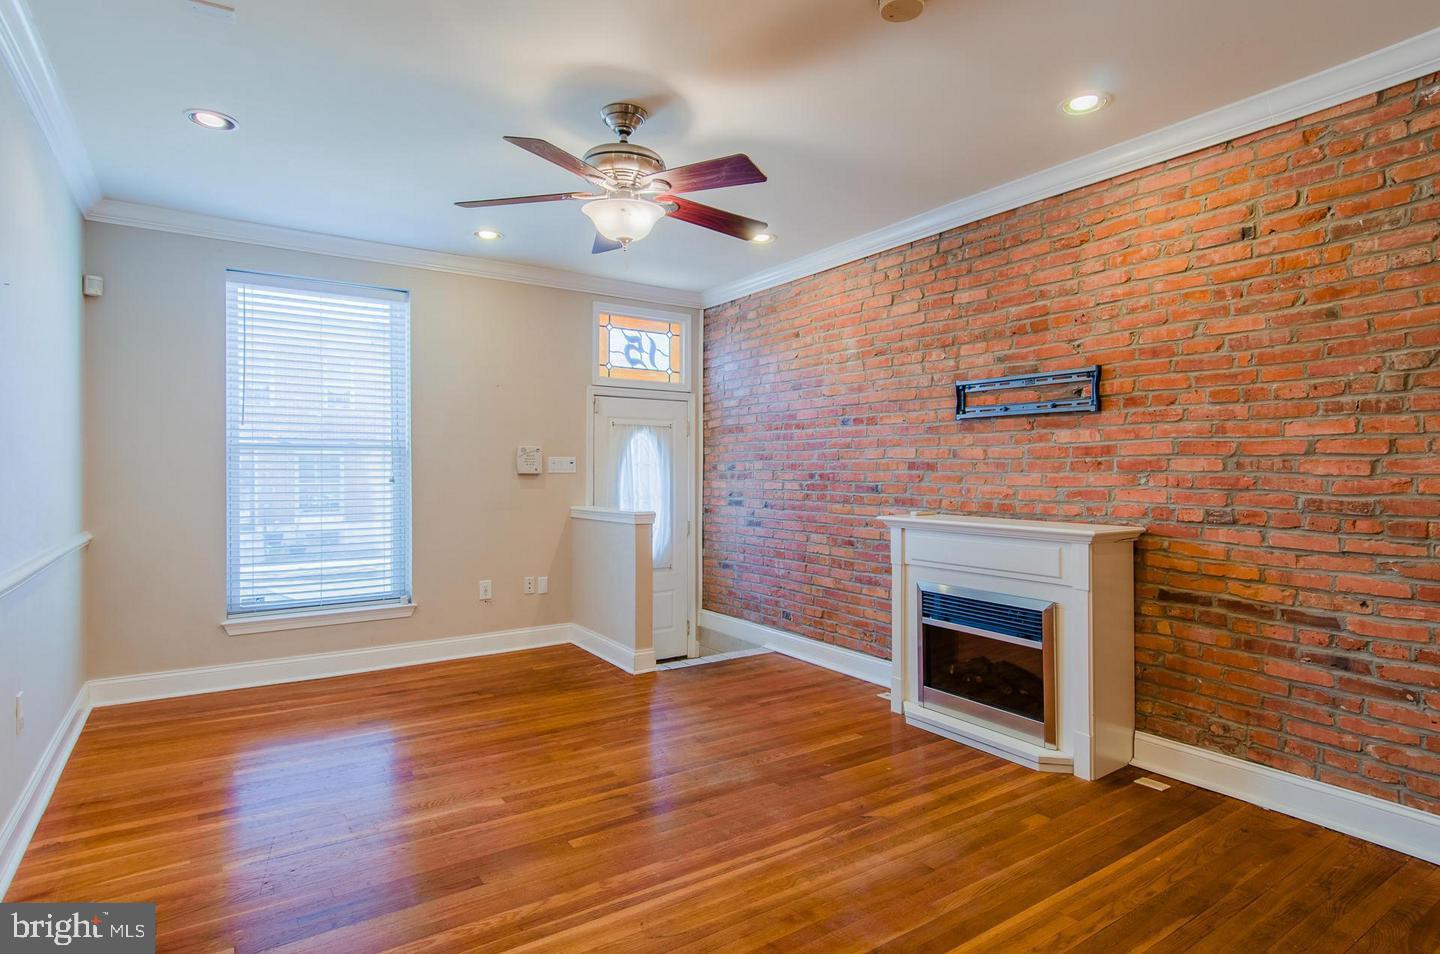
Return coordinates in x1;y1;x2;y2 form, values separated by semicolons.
516;445;542;475
547;456;576;474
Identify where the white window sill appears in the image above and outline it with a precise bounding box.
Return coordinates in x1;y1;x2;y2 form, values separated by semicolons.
223;601;417;636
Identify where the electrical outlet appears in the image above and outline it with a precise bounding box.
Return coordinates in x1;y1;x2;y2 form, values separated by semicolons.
537;576;549;594
477;579;492;601
14;691;23;735
523;576;536;595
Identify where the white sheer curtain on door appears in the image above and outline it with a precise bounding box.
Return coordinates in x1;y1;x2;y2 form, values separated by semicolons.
612;422;672;568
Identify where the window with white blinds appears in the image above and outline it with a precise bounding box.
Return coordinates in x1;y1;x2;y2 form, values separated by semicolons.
225;271;411;617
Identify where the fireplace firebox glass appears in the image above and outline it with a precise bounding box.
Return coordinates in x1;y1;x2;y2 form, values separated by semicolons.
922;624;1045;723
916;582;1055;745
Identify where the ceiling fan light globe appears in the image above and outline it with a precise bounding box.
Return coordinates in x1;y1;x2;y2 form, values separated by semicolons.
581;197;665;244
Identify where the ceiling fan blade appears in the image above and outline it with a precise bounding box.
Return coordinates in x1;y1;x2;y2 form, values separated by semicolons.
641;154;766;194
663;196;768;240
592;233;624;254
454;192;597;208
504;136;608;184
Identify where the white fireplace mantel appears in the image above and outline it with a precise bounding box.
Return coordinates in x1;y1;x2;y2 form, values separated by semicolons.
880;511;1144;780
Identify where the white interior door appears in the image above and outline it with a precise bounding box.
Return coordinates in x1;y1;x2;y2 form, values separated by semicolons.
592;394;693;660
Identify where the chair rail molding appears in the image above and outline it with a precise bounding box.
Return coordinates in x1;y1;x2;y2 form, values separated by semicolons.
0;532;92;601
0;0;100;208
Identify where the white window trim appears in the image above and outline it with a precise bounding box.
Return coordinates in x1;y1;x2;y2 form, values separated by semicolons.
592;301;693;393
223;600;417;636
224;270;413;620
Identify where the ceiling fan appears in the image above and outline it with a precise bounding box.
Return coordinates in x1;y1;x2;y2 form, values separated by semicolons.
455;102;769;253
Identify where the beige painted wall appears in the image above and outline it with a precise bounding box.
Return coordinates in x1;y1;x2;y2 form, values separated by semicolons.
571;512;652;658
0;68;86;828
82;222;694;677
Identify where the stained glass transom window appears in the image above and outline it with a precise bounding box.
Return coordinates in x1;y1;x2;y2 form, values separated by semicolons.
597;311;684;385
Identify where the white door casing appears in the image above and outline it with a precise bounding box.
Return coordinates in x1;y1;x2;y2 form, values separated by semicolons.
592;393;693;660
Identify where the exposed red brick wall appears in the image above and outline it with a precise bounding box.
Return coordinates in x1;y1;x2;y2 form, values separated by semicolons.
702;77;1440;811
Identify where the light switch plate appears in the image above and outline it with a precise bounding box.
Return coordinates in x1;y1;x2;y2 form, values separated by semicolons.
547;456;576;474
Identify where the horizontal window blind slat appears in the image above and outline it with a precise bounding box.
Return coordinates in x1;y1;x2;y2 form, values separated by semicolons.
226;271;411;617
227;271;409;302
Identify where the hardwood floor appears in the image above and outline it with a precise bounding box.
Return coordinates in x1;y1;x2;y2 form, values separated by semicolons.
8;646;1440;952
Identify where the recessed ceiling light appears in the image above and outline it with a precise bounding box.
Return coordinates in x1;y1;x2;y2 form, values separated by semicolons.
185;108;238;130
1061;92;1110;116
474;229;502;241
751;232;775;244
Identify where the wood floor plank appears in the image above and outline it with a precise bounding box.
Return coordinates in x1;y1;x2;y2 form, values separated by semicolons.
6;646;1437;952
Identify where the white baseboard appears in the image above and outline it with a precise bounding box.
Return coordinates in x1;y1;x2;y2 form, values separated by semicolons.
699;614;1440;865
0;685;91;899
1132;732;1440;865
88;623;575;707
571;625;657;675
11;627;1434;904
697;610;891;687
5;621;649;895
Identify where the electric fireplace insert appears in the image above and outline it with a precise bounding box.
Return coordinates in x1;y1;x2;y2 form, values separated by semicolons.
916;581;1056;746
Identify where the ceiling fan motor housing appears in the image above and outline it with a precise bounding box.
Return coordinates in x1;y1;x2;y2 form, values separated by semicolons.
583;141;666;190
587;103;667;190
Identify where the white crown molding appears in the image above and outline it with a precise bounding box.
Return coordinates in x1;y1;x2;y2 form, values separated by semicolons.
1132;732;1440;866
85;199;705;309
701;26;1440;308
0;0;100;209
11;0;1439;319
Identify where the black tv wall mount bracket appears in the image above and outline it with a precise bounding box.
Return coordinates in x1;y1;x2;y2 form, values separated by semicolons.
954;366;1101;420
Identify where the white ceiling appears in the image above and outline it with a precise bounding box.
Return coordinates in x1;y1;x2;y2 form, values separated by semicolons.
29;0;1440;294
